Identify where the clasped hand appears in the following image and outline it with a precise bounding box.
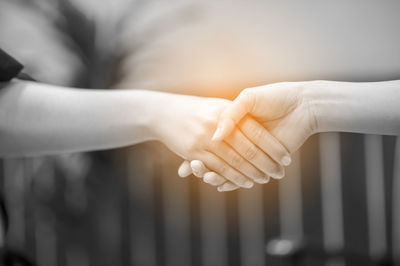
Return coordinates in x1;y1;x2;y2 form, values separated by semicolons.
175;81;318;192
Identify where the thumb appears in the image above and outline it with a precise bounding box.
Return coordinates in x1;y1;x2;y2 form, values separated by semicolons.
212;90;253;141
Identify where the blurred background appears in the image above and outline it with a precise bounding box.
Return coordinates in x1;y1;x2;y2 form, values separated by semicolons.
1;0;400;265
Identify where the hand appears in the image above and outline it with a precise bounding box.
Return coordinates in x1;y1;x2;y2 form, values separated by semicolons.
179;81;318;191
153;93;290;188
214;81;317;148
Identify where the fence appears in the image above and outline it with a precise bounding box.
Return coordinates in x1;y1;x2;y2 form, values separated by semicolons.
1;133;399;266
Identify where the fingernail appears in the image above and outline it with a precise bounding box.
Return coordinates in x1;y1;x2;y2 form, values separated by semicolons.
244;181;254;188
255;176;270;184
271;170;285;179
190;160;205;178
178;161;192;177
218;182;237;192
204;173;214;184
282;156;292;166
212;128;223;141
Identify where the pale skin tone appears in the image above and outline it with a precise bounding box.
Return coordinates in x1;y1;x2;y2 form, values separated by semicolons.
180;80;400;191
0;80;290;188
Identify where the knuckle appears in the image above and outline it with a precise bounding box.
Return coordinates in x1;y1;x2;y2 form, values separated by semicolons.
243;145;258;161
230;153;244;167
253;126;266;141
240;88;255;111
217;163;229;175
265;137;281;153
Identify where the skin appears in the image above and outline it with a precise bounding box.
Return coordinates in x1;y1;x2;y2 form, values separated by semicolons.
0;80;290;188
180;80;400;191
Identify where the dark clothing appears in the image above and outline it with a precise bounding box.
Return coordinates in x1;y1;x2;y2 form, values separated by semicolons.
0;48;15;236
0;49;24;82
0;49;35;265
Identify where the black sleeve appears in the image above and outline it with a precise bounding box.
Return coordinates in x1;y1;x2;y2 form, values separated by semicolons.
0;48;24;82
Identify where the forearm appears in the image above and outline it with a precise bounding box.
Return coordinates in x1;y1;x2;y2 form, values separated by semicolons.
306;80;400;135
0;80;164;157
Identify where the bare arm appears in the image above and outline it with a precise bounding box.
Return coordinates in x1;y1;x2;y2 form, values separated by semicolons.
308;80;400;135
0;80;159;156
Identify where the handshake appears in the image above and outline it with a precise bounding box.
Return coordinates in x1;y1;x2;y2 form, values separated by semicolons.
156;81;319;192
1;73;396;177
165;78;400;192
3;78;394;182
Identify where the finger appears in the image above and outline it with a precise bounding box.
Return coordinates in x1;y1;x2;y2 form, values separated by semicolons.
240;116;291;166
217;182;240;192
199;152;254;188
178;160;192;177
190;160;208;178
254;175;271;184
203;171;268;187
224;128;281;180
210;141;266;181
203;172;226;186
212;89;253;141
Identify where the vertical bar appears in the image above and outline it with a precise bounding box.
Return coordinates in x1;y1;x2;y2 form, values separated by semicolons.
127;145;157;266
95;169;122;266
0;160;4;249
226;192;240;266
279;151;303;239
35;210;57;266
393;137;400;264
161;149;191;266
238;184;265;266
65;247;89;266
319;133;345;266
189;181;202;266
364;135;387;260
30;157;57;266
3;158;26;248
199;183;227;266
263;178;281;265
300;135;324;266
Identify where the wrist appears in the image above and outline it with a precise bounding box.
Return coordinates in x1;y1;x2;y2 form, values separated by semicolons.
301;80;332;133
138;90;181;142
126;90;167;142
